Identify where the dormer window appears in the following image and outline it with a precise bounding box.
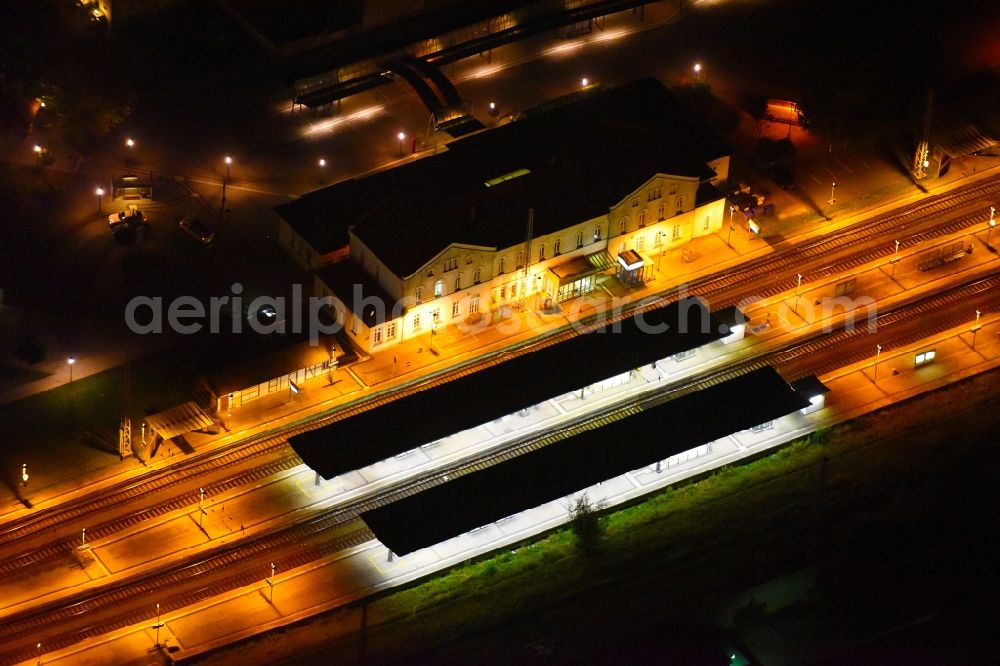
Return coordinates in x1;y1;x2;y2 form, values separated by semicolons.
647;187;662;201
498;258;505;274
444;258;458;272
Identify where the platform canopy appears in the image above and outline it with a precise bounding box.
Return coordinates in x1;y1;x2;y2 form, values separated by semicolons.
361;366;810;555
290;297;728;480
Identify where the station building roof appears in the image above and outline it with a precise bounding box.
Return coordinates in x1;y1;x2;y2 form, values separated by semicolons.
289;297;727;479
275;78;729;269
361;366;810;555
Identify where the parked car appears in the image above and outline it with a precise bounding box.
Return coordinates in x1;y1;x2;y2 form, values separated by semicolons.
179;217;215;245
108;209;148;227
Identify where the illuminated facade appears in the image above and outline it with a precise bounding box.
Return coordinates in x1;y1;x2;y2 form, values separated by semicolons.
278;78;731;353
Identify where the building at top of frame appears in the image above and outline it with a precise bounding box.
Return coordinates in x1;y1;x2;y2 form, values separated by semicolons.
276;77;732;354
289;296;729;480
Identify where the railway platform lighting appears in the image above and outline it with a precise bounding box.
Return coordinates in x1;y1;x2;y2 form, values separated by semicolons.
153;603;164;648
266;562;276;603
890;239;901;279
397;132;406;156
727;205;736;247
793;273;803;314
36;642;42;666
828;181;837;205
67;356;75;384
95;187;104;214
21;464;28;487
80;527;88;549
987;206;996;250
873;344;882;381
198;487;206;527
972;309;982;349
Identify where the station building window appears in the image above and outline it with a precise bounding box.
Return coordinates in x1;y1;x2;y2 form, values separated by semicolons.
413;313;421;331
452;301;460;318
434;279;444;298
576;231;584;249
469;296;480;314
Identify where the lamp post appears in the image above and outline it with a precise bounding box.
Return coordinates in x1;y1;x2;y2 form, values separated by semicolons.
972;309;982;349
81;527;87;548
125;138;134;148
267;562;276;603
727;205;736;247
21;464;28;487
224;156;232;182
198;487;205;527
318;158;326;168
153;603;164;648
693;62;702;80
890;239;901;280
874;344;882;381
67;356;75;384
987;206;996;250
397;132;405;157
828;181;837;205
794;273;803;314
580;77;589;87
95;187;104;214
36;642;42;666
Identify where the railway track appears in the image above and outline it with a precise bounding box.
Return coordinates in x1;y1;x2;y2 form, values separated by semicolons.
0;269;996;665
1;176;996;574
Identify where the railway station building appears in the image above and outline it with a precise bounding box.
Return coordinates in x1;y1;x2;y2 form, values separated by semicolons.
276;78;731;354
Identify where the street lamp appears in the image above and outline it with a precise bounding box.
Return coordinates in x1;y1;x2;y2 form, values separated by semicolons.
828;181;837;205
987;206;996;250
693;62;702;79
267;562;276;603
33;145;41;154
67;356;75;384
727;205;736;247
153;603;164;648
21;464;28;487
890;239;901;280
580;77;589;87
198;487;205;527
95;187;104;214
318;158;326;167
972;309;982;349
397;132;406;156
874;344;882;381
224;156;232;182
125;138;134;148
488;101;498;117
794;273;803;314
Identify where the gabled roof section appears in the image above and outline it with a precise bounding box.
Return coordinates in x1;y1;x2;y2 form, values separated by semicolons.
277;78;730;274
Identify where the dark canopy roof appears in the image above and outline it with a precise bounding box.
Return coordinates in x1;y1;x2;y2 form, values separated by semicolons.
290;297;726;479
276;78;728;269
362;366;809;555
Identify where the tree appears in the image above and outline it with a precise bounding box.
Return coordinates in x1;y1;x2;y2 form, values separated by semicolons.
13;334;46;367
570;493;607;553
